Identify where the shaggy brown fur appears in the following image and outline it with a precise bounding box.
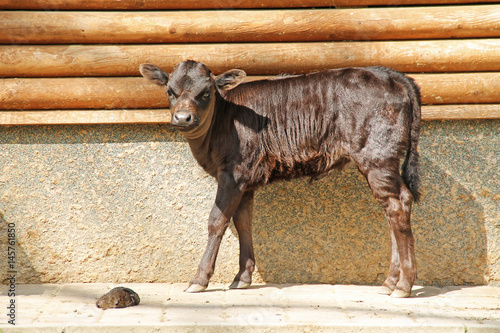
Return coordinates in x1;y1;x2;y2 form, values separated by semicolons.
140;61;421;297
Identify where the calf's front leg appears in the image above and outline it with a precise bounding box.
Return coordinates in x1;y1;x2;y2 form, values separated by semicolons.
229;191;256;289
185;171;244;293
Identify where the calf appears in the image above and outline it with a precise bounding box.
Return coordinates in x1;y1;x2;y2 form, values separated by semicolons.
140;60;421;298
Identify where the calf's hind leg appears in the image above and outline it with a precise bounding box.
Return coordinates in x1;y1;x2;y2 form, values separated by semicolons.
365;168;416;298
379;228;402;296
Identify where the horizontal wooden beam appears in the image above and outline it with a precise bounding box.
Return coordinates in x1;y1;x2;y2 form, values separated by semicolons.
411;73;500;105
1;40;499;78
0;78;167;110
1;0;497;10
1;73;499;110
2;6;498;44
0;109;172;126
1;105;499;126
422;104;500;121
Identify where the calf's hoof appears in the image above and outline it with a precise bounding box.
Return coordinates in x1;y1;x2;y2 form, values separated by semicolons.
391;289;411;298
184;284;207;293
378;286;394;295
229;280;251;289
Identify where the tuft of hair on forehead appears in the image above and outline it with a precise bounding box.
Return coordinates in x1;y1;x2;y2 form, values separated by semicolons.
172;60;212;77
168;60;214;92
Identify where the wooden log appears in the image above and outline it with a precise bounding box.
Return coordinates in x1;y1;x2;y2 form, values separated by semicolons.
0;78;168;110
0;109;172;125
2;6;499;44
1;0;497;10
1;73;499;110
422;104;500;120
1;105;499;126
1;40;499;78
410;73;500;105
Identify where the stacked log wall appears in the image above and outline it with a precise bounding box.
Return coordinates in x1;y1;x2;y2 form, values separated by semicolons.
1;1;499;124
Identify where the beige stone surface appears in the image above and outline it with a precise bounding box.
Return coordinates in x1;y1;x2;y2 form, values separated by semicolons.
0;120;498;286
1;283;499;331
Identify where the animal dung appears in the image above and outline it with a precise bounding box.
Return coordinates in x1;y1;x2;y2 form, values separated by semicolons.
96;287;140;310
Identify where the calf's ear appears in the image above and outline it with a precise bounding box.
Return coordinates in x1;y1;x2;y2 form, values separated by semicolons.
215;69;246;91
139;64;169;86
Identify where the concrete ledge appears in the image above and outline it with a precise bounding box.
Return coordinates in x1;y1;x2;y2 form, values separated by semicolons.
1;283;499;332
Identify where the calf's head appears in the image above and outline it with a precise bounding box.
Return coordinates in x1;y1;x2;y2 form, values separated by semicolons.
139;60;246;139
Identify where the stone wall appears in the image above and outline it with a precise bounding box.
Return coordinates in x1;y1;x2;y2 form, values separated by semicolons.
0;120;499;286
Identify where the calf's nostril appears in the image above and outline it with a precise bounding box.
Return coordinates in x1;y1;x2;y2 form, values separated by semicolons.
173;112;194;126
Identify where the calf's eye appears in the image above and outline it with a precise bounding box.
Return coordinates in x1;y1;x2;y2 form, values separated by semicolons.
167;90;176;99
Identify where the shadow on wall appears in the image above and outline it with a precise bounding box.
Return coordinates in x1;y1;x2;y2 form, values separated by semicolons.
0;211;43;285
0;124;190;285
245;147;488;286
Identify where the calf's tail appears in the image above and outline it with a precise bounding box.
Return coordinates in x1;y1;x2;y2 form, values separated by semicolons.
400;75;422;203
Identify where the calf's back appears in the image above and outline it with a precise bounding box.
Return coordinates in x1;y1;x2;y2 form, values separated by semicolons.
209;67;418;190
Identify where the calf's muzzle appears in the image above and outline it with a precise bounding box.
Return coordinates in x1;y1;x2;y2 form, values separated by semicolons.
171;110;198;128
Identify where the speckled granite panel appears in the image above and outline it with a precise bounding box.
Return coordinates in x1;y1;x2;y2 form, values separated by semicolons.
0;121;498;285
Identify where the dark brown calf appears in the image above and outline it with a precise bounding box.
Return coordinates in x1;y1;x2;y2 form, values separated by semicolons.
140;60;421;298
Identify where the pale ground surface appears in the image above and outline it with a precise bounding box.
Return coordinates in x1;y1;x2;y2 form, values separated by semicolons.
1;283;499;332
